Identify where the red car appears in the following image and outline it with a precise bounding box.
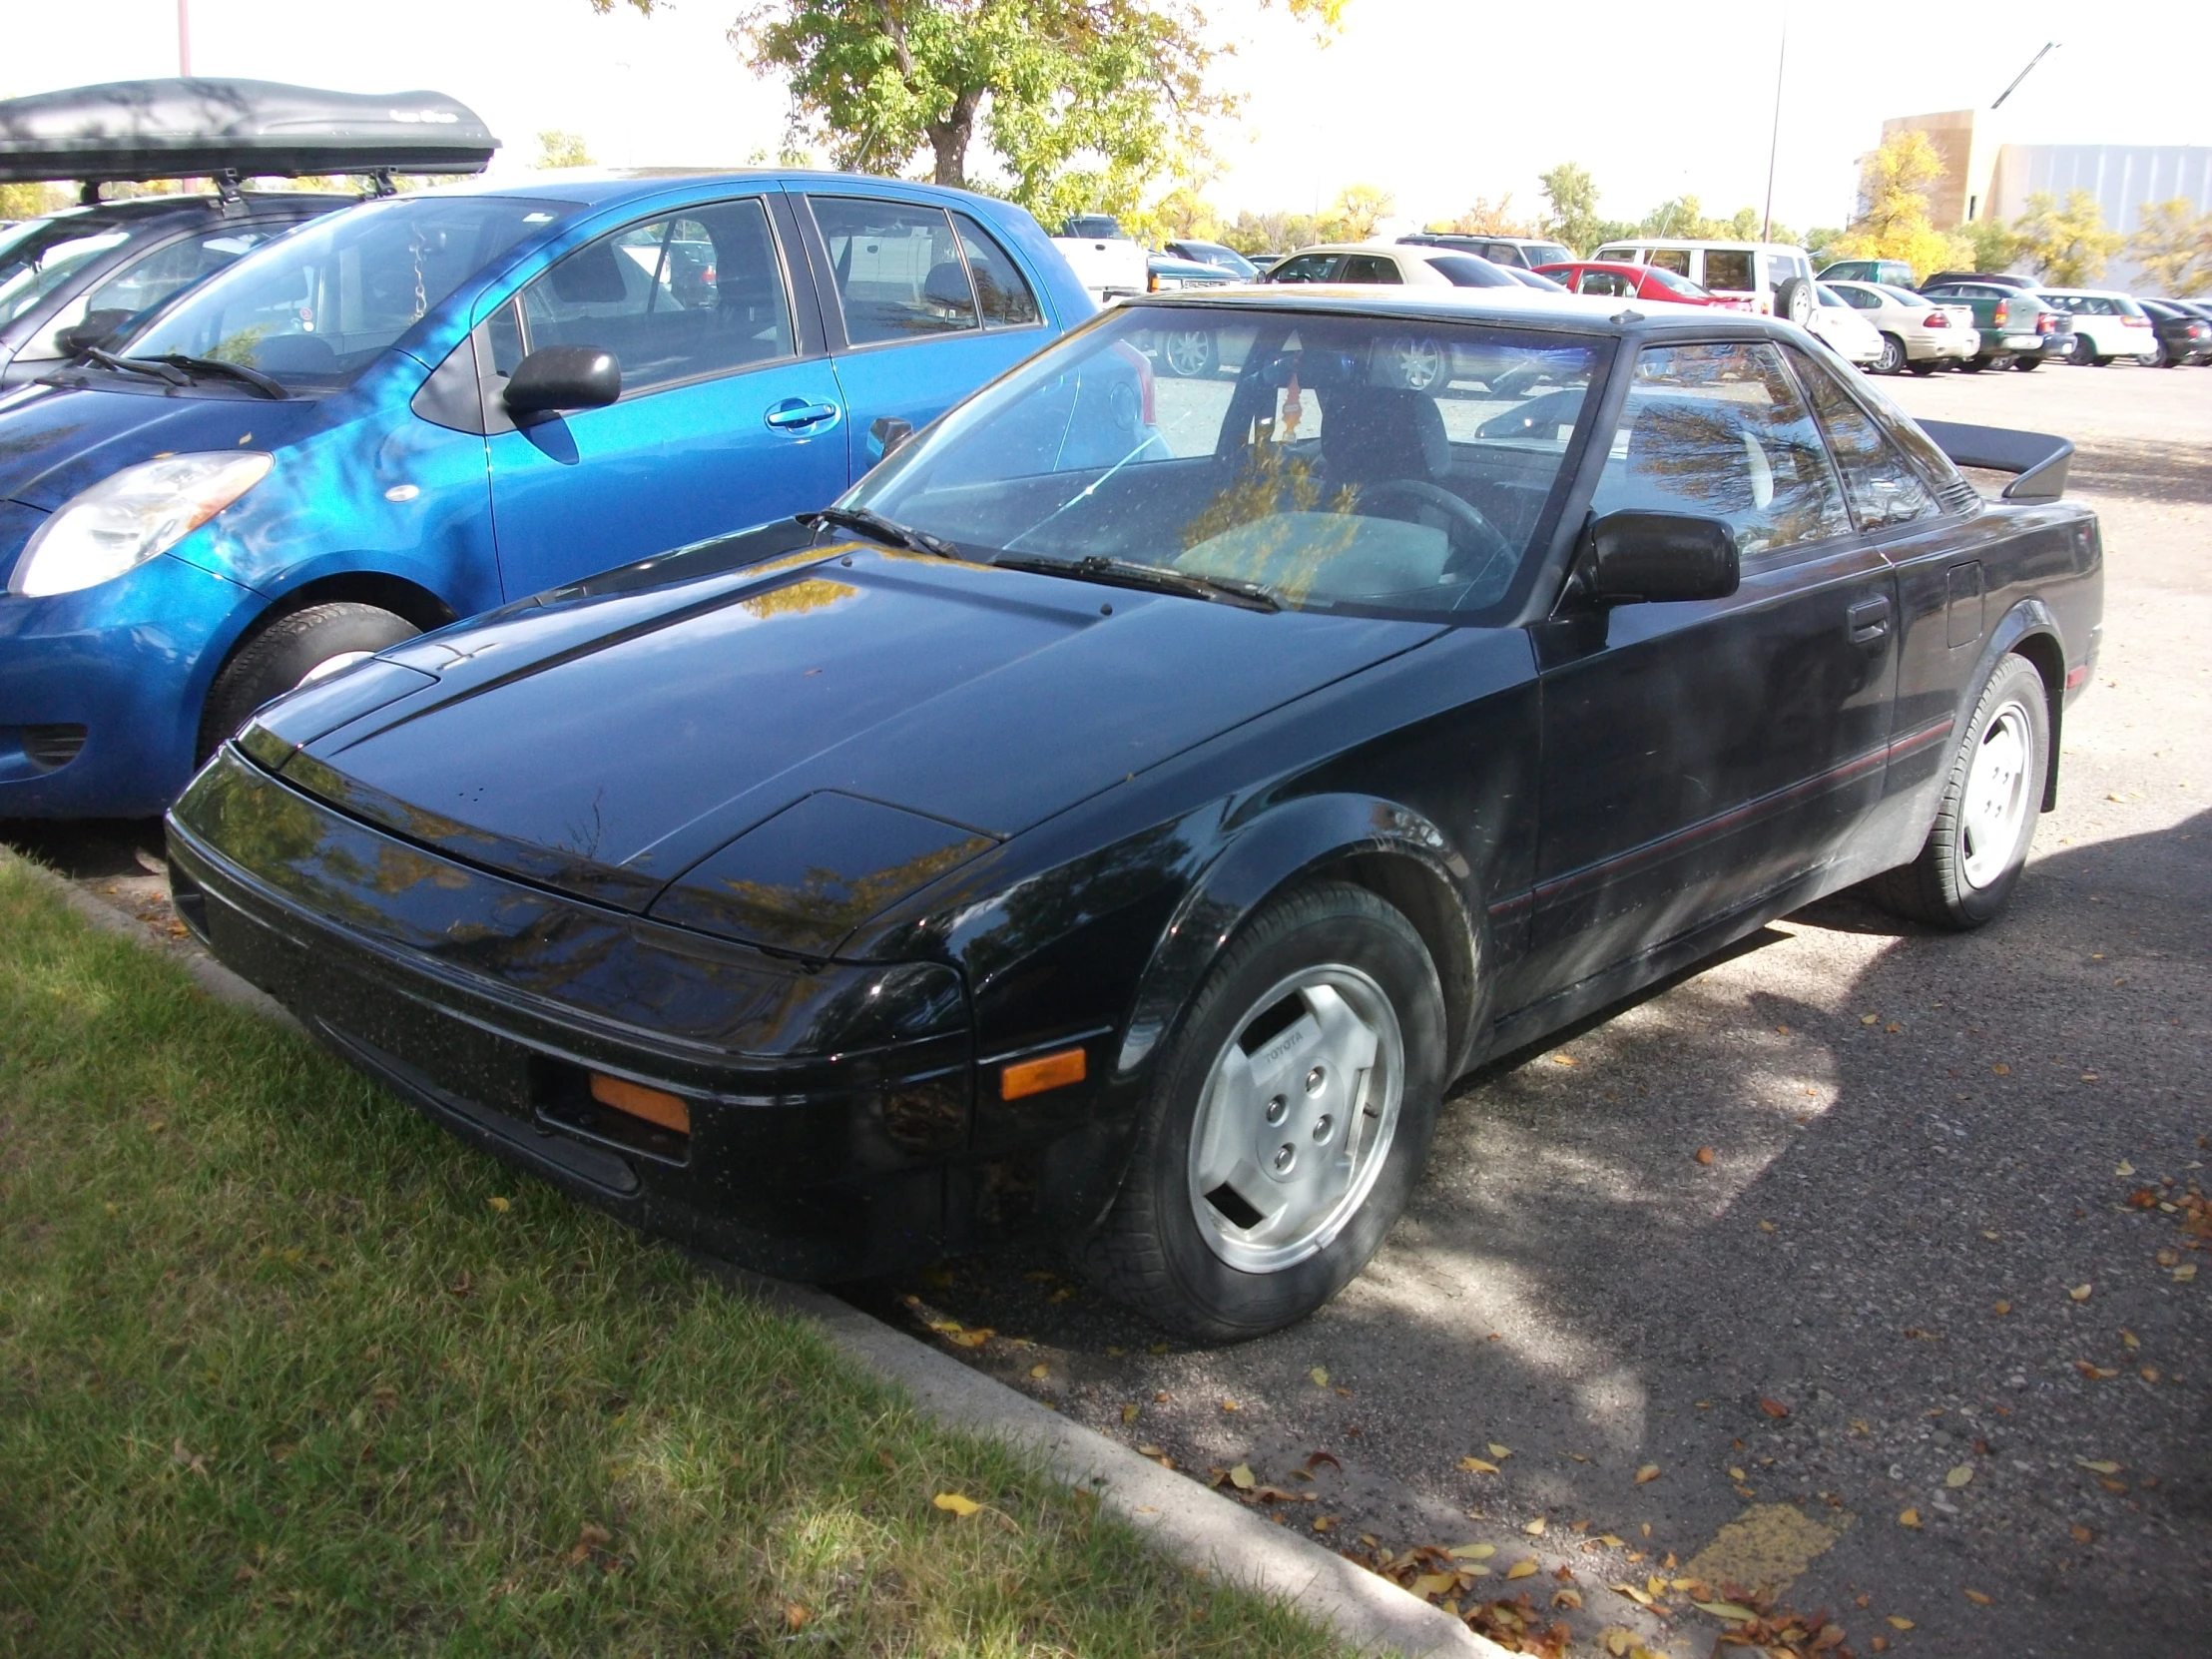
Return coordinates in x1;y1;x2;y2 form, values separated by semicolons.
1533;261;1753;310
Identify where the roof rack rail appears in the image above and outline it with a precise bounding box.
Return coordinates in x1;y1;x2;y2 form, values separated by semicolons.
0;77;496;187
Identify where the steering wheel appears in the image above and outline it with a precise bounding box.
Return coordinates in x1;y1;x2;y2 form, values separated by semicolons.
1357;478;1515;581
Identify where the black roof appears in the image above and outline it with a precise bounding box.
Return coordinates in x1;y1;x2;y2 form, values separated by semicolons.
0;78;497;185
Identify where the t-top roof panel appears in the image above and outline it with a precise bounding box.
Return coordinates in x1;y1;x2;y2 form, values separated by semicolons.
0;78;498;184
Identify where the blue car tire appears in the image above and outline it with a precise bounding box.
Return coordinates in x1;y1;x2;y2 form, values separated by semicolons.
1076;881;1445;1340
198;601;419;762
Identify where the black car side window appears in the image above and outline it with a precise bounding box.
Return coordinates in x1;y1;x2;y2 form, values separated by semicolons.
519;198;795;397
811;198;978;344
1267;255;1340;283
948;212;1040;328
1787;346;1940;529
1339;255;1403;284
1588;341;1851;561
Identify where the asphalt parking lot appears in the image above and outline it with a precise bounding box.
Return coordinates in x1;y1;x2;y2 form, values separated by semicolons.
7;357;2205;1657
845;360;2212;1657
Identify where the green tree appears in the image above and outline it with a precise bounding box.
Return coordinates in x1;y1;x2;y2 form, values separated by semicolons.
1804;225;1843;262
730;1;1347;226
2012;190;2123;286
1536;162;1600;256
536;131;594;169
1950;217;2017;274
2126;198;2212;295
1826;131;1967;280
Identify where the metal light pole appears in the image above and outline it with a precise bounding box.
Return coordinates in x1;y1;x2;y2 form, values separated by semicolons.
1992;42;2057;109
178;0;193;76
1760;23;1787;242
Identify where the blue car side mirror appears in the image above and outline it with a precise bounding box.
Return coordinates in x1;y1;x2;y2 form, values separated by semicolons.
503;345;621;419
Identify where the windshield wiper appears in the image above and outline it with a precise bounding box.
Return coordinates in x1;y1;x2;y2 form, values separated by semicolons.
149;353;288;399
80;346;189;386
991;552;1280;613
802;505;961;560
76;347;287;399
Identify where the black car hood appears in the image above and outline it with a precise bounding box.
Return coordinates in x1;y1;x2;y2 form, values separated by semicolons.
270;545;1443;915
0;379;322;509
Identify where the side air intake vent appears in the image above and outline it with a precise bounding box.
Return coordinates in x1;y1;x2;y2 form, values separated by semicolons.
22;724;87;772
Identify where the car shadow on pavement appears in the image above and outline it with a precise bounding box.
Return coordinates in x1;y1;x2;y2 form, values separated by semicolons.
853;812;2210;1658
0;816;167;880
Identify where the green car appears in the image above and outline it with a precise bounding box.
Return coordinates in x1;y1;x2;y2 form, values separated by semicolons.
1818;258;1916;287
1915;279;2077;371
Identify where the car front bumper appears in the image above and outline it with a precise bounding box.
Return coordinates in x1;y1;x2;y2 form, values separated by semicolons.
0;546;255;818
165;745;997;1281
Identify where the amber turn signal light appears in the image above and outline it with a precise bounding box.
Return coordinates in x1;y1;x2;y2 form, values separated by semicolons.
1000;1045;1087;1100
590;1073;691;1136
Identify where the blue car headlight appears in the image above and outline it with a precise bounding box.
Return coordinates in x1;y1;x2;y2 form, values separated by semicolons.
7;452;273;598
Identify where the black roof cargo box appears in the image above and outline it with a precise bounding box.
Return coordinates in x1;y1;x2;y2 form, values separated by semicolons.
0;78;497;185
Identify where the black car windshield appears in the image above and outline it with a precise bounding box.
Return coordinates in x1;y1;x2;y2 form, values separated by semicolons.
121;195;577;392
845;305;1603;620
1425;255;1517;288
0;211;138;326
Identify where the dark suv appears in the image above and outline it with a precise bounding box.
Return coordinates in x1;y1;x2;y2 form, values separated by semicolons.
1399;233;1574;271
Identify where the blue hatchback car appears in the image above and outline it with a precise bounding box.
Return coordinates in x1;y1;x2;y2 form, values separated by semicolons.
0;171;1089;818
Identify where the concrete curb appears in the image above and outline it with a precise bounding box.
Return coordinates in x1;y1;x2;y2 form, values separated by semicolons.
4;844;1502;1658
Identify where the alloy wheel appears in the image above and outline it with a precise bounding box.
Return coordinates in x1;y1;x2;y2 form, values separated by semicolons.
1959;699;2034;889
1186;964;1404;1273
1162;328;1214;376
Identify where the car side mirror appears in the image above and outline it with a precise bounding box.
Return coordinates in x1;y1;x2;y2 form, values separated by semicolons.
503;345;621;419
1582;510;1740;604
56;308;135;358
867;414;914;464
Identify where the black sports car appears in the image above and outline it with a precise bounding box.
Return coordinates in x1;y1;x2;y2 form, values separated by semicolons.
167;290;2103;1340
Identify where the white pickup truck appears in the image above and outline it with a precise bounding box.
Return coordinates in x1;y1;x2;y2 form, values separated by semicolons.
1049;215;1148;307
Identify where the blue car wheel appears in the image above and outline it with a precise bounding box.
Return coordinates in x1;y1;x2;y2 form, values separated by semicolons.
198;602;418;761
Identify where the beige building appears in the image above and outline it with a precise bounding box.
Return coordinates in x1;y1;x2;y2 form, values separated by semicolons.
1880;108;2212;287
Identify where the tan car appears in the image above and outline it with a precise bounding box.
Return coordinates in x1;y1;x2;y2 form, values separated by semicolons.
1824;279;1979;375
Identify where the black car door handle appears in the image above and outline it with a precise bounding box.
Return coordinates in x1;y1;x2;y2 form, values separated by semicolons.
1848;596;1892;645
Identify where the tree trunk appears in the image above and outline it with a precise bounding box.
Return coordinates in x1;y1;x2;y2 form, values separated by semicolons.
927;91;979;190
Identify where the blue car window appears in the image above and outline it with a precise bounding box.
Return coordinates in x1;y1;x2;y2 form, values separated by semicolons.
846;308;1601;620
1590;341;1850;562
811;197;978;344
948;212;1039;328
127;195;577;392
519;198;795;396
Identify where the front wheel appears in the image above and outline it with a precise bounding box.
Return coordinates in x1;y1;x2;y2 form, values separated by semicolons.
1075;882;1445;1340
1877;333;1908;375
198;601;419;762
1871;655;2049;930
2143;346;2172;367
2014;355;2041;371
1161;327;1214;377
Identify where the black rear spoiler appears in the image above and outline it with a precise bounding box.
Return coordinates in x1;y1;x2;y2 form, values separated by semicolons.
1917;419;2071;503
0;78;496;186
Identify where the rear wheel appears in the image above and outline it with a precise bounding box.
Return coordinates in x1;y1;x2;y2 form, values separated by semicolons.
1876;333;1908;375
2014;355;2041;371
197;601;419;762
1774;276;1815;326
1908;359;1938;375
1075;881;1445;1340
1959;355;1986;373
2143;344;2172;367
1871;655;2049;930
1161;327;1214;377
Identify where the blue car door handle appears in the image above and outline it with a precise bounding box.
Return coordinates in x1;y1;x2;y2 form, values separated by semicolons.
765;398;840;432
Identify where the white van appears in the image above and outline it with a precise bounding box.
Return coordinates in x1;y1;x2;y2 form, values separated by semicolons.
1588;239;1818;321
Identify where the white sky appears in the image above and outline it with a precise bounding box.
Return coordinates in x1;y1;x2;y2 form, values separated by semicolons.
6;0;2206;233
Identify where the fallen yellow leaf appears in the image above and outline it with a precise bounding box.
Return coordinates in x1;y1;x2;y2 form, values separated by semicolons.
1991;1063;2010;1075
1488;1442;1512;1459
932;1492;980;1516
2175;1265;2197;1283
1694;1600;1760;1621
1135;1444;1166;1457
1945;1463;1974;1488
1553;1587;1584;1610
2122;1330;2140;1350
1600;1534;1625;1547
1993;1301;2011;1315
1448;1543;1497;1560
1505;1558;1538;1580
487;1196;510;1214
1309;1367;1329;1387
1221;1397;1241;1411
2072;1457;2122;1474
1409;1572;1457;1598
1887;1615;1915;1631
1964;1589;1992;1605
1459;1456;1500;1474
1229;1463;1255;1490
1611;1581;1655;1607
1635;1463;1661;1484
2115;1160;2135;1176
1029;1363;1049;1380
1523;1516;1547;1536
1861;1013;1880;1025
1898;1508;1921;1528
1121;1402;1140;1424
2069;1284;2092;1302
1729;1465;1746;1480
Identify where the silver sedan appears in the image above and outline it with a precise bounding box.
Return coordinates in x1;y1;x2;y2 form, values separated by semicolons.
1826;279;1978;374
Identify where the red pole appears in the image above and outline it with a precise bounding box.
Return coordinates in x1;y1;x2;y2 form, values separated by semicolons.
178;0;192;76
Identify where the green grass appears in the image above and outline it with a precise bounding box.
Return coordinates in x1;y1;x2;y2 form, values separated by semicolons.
0;858;1349;1658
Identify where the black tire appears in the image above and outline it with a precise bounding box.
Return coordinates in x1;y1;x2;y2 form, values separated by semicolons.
2013;355;2041;371
2087;353;2112;367
1908;360;1938;376
1074;881;1446;1341
1959;355;1986;373
1773;276;1814;326
1877;333;1908;375
1871;655;2049;930
2147;346;2175;368
198;601;418;761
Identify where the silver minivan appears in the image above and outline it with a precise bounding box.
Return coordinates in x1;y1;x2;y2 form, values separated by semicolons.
1589;239;1817;321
